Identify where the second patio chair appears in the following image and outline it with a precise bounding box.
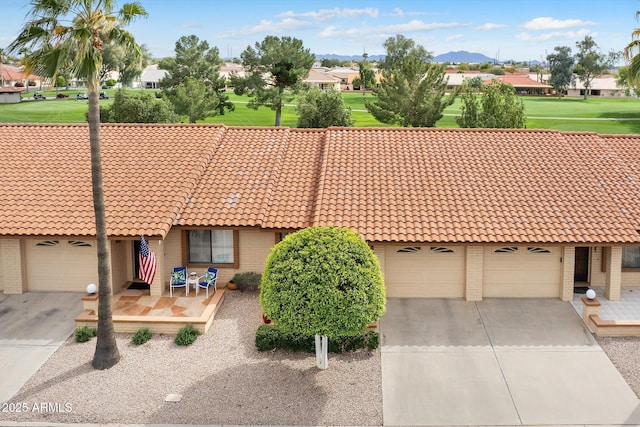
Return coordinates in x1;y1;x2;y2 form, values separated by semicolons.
197;267;218;298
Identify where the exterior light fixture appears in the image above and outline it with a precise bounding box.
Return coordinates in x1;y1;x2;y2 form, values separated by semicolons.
87;283;97;295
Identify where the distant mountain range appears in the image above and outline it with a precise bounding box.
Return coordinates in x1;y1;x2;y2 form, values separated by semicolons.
433;51;496;64
315;50;513;64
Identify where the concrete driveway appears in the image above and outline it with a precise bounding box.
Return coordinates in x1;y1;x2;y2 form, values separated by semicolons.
380;298;640;426
0;292;82;403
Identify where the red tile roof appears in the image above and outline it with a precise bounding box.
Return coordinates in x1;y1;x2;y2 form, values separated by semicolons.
489;75;551;88
0;124;639;244
0;124;224;238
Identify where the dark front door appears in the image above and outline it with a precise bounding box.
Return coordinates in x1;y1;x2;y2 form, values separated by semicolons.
574;247;590;282
133;240;141;280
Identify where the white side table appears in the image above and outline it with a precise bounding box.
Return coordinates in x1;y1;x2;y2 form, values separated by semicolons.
187;272;199;294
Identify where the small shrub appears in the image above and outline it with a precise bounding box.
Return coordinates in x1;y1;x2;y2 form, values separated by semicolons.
75;326;97;343
231;271;262;291
174;324;199;346
132;327;152;345
255;325;379;353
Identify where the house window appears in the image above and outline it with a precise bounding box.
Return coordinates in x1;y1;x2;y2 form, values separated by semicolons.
276;231;293;243
622;247;640;269
187;230;237;266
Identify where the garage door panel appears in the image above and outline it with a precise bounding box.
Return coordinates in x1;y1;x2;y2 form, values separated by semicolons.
483;246;561;298
385;246;464;298
26;240;98;291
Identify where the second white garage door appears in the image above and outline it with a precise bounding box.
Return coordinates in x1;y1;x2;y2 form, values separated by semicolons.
483;246;562;298
385;246;465;298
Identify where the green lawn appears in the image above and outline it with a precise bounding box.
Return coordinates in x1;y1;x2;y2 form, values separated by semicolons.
1;89;638;134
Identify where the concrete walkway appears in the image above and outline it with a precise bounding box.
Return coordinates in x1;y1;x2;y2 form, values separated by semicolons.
0;292;82;403
380;298;640;426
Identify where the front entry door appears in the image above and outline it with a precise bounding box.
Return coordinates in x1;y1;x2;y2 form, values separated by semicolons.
574;247;590;282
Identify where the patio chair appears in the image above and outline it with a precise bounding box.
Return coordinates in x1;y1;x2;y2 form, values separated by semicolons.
170;266;188;297
197;267;218;298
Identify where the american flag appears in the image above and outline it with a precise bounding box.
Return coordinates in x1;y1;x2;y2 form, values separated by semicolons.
139;235;157;285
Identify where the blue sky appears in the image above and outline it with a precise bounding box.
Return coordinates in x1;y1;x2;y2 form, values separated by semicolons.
1;0;638;62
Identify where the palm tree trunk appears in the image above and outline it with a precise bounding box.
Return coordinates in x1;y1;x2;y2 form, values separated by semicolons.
88;85;120;369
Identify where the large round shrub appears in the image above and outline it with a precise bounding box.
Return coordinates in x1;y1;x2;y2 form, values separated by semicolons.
260;227;386;338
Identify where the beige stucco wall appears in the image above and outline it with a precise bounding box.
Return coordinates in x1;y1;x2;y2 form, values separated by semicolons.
622;271;640;286
163;228;276;289
110;240;129;293
0;239;26;294
465;246;483;301
589;247;606;286
561;246;575;301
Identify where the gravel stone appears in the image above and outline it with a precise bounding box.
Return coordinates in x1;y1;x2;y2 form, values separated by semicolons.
0;292;382;426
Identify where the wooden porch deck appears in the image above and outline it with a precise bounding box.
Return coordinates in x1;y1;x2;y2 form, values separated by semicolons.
75;284;225;334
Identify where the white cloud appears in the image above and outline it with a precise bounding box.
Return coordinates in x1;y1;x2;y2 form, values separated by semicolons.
317;19;470;41
474;23;506;31
516;29;593;42
389;8;433;17
523;17;596;30
446;34;464;42
181;22;203;29
277;8;378;21
216;18;310;38
381;19;470;33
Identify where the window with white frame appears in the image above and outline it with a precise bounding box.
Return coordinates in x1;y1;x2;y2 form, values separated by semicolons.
622;247;640;269
188;230;235;265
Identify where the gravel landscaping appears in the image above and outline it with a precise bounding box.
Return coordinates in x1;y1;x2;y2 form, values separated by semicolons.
596;336;640;398
0;292;382;426
1;292;639;426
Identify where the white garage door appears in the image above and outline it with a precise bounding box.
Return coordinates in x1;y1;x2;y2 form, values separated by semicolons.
483;246;561;298
385;246;465;298
26;239;98;291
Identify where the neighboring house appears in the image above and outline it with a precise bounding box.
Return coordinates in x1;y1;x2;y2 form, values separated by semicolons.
567;75;626;97
136;64;168;89
219;62;246;81
445;72;552;95
445;72;494;91
0;87;23;103
326;66;361;90
1;125;639;304
489;75;552;95
1;65;44;90
303;68;342;90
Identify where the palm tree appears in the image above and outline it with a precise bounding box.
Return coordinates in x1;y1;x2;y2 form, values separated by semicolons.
625;11;640;85
8;0;147;370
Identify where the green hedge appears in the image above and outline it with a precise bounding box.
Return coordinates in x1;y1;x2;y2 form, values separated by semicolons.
255;325;379;353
